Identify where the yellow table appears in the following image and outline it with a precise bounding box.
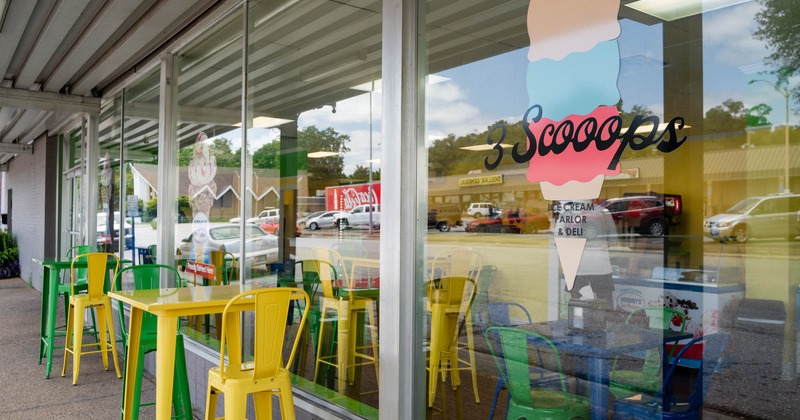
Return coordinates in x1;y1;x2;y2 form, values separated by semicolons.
109;284;254;420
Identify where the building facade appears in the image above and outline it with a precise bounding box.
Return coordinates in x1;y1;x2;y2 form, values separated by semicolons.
5;1;800;418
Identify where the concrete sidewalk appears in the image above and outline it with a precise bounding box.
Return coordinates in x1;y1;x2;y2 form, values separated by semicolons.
0;277;181;419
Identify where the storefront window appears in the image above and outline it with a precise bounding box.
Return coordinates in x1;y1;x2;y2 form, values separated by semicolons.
420;1;798;418
119;69;161;282
96;98;125;256
144;1;385;415
246;1;382;414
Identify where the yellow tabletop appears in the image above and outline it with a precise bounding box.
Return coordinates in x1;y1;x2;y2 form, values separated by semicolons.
110;284;256;420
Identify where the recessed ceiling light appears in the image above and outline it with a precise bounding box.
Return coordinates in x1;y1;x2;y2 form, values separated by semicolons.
307;151;339;158
625;0;751;21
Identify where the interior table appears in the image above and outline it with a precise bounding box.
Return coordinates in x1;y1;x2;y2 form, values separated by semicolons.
32;256;130;378
110;284;259;420
522;320;692;420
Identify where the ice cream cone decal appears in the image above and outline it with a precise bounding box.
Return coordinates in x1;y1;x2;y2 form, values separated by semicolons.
188;132;217;263
526;0;622;290
554;237;586;291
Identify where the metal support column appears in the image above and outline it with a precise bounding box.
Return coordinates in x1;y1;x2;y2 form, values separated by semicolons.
381;0;426;418
157;53;179;270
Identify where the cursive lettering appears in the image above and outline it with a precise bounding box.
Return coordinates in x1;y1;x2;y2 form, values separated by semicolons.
486;104;688;170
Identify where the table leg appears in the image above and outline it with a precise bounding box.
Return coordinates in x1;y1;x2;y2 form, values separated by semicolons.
155;316;179;420
43;268;60;378
121;308;143;420
38;266;50;364
587;356;610;420
337;301;350;393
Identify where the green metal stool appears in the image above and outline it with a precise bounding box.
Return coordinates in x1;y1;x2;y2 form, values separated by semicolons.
115;264;192;420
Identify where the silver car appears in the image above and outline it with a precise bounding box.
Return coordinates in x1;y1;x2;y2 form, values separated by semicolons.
177;224;278;266
704;194;800;242
298;211;326;229
306;211;344;230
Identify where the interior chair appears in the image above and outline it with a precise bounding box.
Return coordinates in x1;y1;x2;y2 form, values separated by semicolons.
144;244;157;264
61;252;122;385
312;247;379;393
280;259;329;376
188;250;237;339
205;288;310;420
426;247;482;407
476;302;534;419
114;264;192;420
609;306;687;398
613;333;732;420
331;241;373;281
485;326;591;419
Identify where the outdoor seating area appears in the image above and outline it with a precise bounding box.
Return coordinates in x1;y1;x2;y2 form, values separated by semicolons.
4;240;798;419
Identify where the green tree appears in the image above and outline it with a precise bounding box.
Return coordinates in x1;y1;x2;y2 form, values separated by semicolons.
704;99;747;134
177;195;192;222
145;197;158;219
350;165;380;182
178;147;192;166
754;1;800;70
253;140;281;169
211;138;240;167
746;103;773;127
619;104;654;127
299;126;350;193
177;137;240;167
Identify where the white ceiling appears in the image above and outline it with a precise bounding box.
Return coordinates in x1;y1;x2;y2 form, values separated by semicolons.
0;0;221;163
0;0;660;165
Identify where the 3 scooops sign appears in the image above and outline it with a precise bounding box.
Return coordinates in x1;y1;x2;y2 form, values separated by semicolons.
483;0;688;291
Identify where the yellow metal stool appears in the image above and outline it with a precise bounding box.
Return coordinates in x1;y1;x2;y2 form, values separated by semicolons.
62;252;122;385
312;248;379;393
205;288;310;419
426;247;483;407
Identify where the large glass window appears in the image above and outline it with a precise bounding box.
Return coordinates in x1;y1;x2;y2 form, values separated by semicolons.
246;0;382;414
151;1;385;415
420;1;798;418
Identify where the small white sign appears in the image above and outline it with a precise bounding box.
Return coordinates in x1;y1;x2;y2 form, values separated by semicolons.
126;195;139;216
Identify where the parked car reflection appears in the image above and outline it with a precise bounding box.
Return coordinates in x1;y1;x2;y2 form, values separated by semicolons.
465;209;550;234
259;220;301;237
306;210;344;230
176;224;278;267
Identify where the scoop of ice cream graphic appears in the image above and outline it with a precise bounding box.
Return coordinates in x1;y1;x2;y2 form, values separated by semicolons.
526;0;622;290
188;132;218;263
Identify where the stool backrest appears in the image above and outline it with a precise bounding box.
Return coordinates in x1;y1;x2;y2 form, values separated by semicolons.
71;252;119;298
65;245;96;284
219;288;310;381
311;248;347;299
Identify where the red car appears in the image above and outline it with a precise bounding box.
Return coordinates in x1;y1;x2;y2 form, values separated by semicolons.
259;221;302;237
465;209;550;234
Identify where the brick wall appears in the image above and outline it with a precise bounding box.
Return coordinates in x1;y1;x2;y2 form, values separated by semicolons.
7;134;51;290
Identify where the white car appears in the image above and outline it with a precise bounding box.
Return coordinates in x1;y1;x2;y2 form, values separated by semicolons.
229;208;280;224
97;211;133;249
334;204;380;229
177;224;278;266
298;211;326;229
306;211;344;230
466;202;498;218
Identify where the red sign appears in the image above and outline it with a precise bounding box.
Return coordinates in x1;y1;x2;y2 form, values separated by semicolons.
185;260;216;280
325;183;381;211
